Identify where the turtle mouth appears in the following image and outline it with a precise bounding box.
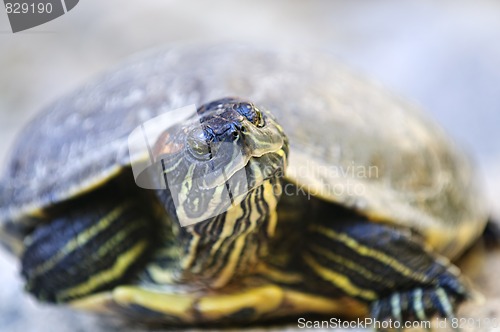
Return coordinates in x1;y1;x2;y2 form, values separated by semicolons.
171;147;287;227
199;143;287;191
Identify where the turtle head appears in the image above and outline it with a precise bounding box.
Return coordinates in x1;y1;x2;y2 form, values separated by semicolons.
153;98;288;227
152;98;288;285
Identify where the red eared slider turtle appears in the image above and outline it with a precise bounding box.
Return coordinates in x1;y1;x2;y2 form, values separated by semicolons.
0;44;492;326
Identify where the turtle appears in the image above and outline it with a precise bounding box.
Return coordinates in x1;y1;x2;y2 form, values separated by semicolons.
0;43;494;327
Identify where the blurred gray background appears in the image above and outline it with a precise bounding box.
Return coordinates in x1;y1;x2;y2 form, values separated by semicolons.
1;1;499;331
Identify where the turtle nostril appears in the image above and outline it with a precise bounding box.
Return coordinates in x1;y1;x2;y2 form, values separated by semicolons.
229;123;243;140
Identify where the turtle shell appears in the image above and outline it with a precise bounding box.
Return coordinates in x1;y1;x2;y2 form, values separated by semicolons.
0;43;488;258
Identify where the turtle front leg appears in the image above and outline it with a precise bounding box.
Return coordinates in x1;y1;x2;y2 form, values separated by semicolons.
302;210;469;324
20;195;159;303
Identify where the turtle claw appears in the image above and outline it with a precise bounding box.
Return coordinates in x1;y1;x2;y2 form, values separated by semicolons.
370;285;466;330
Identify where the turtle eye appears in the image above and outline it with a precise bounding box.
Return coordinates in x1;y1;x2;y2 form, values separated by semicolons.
187;129;212;160
235;103;265;128
253;108;265;128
